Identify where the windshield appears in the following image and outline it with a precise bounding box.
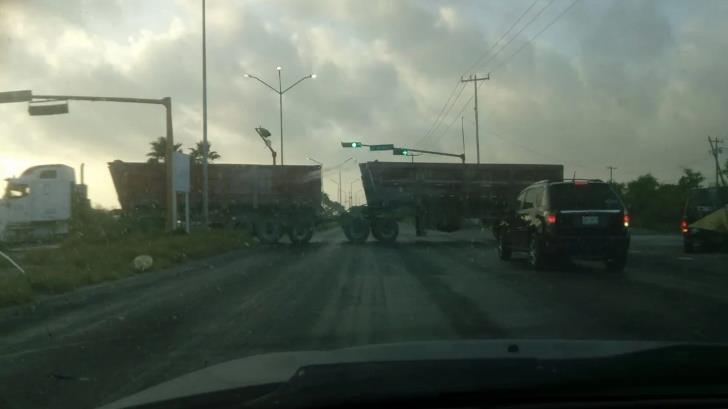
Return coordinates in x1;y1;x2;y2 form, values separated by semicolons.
549;183;622;210
1;1;728;409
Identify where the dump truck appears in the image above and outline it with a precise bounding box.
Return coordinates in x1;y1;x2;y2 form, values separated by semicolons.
340;161;564;243
108;161;323;244
0;164;82;243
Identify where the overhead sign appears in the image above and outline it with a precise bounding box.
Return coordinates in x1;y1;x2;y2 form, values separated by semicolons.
369;144;394;151
173;152;191;193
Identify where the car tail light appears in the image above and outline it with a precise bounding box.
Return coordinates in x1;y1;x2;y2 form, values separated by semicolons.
680;220;689;234
623;213;630;228
546;213;557;225
574;180;588;186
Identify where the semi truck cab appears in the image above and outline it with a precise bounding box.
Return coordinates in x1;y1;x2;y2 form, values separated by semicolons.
0;164;76;243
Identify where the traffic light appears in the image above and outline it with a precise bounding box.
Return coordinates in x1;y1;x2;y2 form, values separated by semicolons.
341;142;363;148
393;148;410;156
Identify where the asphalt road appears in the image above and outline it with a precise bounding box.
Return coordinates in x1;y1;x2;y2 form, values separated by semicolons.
0;225;726;409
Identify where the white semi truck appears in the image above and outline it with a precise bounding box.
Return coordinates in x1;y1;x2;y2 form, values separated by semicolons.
0;164;78;243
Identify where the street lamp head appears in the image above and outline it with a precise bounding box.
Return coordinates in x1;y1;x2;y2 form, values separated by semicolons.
255;126;272;138
311;74;317;79
243;73;250;78
276;66;282;71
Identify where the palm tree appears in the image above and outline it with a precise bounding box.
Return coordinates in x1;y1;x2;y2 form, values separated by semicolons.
147;136;182;162
188;141;221;164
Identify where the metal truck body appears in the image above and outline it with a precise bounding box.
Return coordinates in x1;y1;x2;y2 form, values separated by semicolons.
108;161;323;243
0;164;76;242
341;161;564;243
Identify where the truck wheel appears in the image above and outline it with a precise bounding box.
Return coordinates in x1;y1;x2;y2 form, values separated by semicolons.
289;220;314;244
372;218;399;243
255;217;283;244
344;217;370;243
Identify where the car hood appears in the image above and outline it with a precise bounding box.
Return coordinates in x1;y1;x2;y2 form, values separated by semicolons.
98;339;681;409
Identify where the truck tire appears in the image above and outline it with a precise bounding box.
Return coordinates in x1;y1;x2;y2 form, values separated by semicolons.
344;217;370;243
288;219;314;245
255;216;283;244
372;218;399;243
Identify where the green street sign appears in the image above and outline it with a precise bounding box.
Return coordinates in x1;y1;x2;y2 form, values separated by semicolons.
369;144;394;151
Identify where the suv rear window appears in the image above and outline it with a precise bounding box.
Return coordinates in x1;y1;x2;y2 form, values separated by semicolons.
549;183;622;210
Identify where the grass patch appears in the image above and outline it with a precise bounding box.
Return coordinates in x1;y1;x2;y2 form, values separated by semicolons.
0;210;254;308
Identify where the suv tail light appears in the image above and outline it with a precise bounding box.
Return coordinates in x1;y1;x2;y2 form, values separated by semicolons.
623;213;630;228
680;220;689;234
546;213;557;225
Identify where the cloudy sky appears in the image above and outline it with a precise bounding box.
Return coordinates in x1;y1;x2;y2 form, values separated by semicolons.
1;0;727;208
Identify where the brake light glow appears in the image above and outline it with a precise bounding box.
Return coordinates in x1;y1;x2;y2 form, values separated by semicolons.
546;213;557;225
623;213;630;228
574;180;588;186
680;220;689;234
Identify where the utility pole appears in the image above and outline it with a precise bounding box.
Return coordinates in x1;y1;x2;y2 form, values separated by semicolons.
708;136;726;187
607;166;617;183
201;0;209;227
461;73;490;164
461;116;466;164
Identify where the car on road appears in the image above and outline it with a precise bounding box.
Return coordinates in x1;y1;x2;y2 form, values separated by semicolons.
496;179;630;271
681;186;728;253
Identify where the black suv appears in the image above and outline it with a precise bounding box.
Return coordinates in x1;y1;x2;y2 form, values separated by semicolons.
496;179;630;271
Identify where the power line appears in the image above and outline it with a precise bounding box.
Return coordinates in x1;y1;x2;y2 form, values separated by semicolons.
491;0;579;74
419;81;465;144
418;0;548;148
462;0;540;76
428;1;557;148
476;0;556;73
419;83;468;147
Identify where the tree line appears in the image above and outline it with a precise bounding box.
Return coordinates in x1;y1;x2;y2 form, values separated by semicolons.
612;164;728;231
146;136;221;164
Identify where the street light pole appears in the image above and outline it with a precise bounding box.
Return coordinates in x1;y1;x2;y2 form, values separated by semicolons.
201;0;209;227
349;178;358;208
329;178;340;204
255;127;277;165
278;66;284;166
335;156;354;204
243;68;315;165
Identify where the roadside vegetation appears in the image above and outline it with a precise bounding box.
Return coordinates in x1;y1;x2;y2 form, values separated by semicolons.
613;168;714;232
0;209;253;307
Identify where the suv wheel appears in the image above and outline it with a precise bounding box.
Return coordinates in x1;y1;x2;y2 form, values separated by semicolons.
497;232;511;261
528;233;545;269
